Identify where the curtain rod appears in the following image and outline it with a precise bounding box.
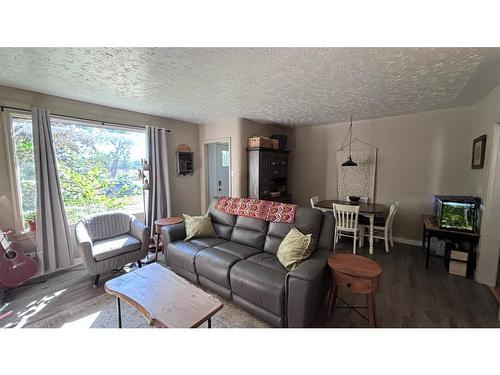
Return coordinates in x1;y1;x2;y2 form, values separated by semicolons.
0;105;171;132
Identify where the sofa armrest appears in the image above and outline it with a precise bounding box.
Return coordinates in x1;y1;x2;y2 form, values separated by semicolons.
286;249;331;327
161;222;186;245
75;222;98;275
130;217;150;253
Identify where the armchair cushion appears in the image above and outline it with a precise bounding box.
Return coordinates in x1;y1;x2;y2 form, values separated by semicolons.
92;234;141;261
82;212;132;241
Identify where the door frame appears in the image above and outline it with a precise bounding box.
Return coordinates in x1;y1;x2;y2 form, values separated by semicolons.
203;137;232;210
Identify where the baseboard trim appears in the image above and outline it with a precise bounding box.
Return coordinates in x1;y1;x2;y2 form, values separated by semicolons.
392;236;422;247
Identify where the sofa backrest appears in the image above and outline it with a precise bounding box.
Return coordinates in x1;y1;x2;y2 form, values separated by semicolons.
208;200;237;240
208;198;334;253
81;211;132;242
231;216;269;249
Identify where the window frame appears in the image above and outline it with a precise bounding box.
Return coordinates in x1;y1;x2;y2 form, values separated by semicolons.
6;111;147;234
5;111;32;233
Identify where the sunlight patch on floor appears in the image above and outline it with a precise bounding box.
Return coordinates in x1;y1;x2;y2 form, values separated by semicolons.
7;289;67;328
61;311;101;328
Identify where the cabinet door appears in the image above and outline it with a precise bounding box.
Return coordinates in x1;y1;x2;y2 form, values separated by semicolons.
278;154;288;178
270;152;280;178
259;151;271;197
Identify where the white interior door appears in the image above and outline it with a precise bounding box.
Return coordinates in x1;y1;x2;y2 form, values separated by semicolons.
206;142;230;205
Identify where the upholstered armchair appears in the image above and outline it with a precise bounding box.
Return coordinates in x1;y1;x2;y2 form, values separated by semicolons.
75;212;150;287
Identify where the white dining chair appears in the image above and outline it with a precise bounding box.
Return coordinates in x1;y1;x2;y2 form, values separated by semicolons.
332;203;361;254
310;196;327;212
360;201;399;253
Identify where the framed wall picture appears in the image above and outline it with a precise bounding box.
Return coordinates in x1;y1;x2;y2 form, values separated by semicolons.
471;134;487;169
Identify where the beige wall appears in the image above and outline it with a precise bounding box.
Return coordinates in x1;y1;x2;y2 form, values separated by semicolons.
291;106;480;242
199;118;293;210
0;85;201;238
472;83;500;286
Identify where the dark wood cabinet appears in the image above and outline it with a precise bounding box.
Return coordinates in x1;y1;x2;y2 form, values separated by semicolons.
247;147;291;203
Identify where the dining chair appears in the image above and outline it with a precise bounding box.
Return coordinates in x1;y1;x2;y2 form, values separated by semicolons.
310;196;327;212
360;201;399;253
332;203;361;254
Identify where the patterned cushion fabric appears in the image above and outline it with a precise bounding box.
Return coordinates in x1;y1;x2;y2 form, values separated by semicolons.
82;212;132;242
276;227;312;271
183;213;216;240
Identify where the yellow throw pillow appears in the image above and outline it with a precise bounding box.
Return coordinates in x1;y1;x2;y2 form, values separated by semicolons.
277;227;312;271
183;213;216;240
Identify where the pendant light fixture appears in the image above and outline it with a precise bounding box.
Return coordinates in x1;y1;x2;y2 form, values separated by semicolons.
341;116;358;167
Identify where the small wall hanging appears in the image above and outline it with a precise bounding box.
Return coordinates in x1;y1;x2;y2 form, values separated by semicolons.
176;144;194;176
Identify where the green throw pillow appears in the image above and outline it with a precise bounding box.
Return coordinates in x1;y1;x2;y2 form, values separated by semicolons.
183;213;216;240
277;227;313;271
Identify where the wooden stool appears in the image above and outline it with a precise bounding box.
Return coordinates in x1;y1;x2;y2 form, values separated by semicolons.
154;217;183;261
326;253;382;327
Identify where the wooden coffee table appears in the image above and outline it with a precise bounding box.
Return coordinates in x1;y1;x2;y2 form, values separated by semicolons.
104;263;223;328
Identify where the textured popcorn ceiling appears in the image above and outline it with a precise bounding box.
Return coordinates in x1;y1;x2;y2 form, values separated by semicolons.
0;48;499;126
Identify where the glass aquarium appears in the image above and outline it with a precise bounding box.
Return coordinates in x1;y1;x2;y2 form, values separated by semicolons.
435;196;479;232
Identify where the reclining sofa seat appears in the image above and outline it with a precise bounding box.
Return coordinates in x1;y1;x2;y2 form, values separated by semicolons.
163;198;334;327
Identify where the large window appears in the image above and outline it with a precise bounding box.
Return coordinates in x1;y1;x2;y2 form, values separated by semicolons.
11;115;146;228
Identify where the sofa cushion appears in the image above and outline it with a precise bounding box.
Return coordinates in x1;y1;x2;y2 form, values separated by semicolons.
190;237;227;248
293;207;323;251
166;241;205;274
247;253;287;274
230;216;268;249
83;212;131;242
195;248;240;289
263;221;293;255
183;214;216;240
92;234;141;261
230;260;286;316
213;241;262;259
208;200;237;240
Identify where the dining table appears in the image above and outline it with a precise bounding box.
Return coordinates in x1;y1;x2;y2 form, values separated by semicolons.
314;200;388;254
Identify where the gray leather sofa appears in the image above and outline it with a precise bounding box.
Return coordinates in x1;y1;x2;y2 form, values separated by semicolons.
75;212;150;287
163;198;334;327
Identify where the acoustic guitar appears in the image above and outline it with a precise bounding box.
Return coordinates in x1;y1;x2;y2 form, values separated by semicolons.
0;232;38;288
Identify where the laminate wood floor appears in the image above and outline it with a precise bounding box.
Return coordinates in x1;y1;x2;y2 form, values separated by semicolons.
1;243;499;328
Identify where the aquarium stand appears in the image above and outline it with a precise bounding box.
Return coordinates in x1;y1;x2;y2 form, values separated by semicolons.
422;215;480;279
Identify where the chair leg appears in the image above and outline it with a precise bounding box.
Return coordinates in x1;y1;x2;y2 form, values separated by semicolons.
93;274;100;288
353;233;357;255
384;234;390;253
359;226;364;247
390;229;394;247
137;260;142;268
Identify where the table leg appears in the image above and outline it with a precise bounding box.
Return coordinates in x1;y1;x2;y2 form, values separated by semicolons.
117;297;122;328
368;214;374;255
208;317;211;328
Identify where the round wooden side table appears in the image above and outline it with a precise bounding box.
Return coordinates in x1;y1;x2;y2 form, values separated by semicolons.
154;217;183;261
326;253;382;327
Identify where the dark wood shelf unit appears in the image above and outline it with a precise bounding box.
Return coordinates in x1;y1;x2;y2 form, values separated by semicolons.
247;147;291;203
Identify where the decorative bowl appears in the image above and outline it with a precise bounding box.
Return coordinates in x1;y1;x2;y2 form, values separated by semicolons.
349;196;361;203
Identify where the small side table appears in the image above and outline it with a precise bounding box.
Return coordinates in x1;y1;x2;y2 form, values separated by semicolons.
154;217;183;261
326;253;382;328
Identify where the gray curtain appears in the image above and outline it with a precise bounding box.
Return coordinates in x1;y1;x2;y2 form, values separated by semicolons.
146;126;172;236
32;108;74;273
